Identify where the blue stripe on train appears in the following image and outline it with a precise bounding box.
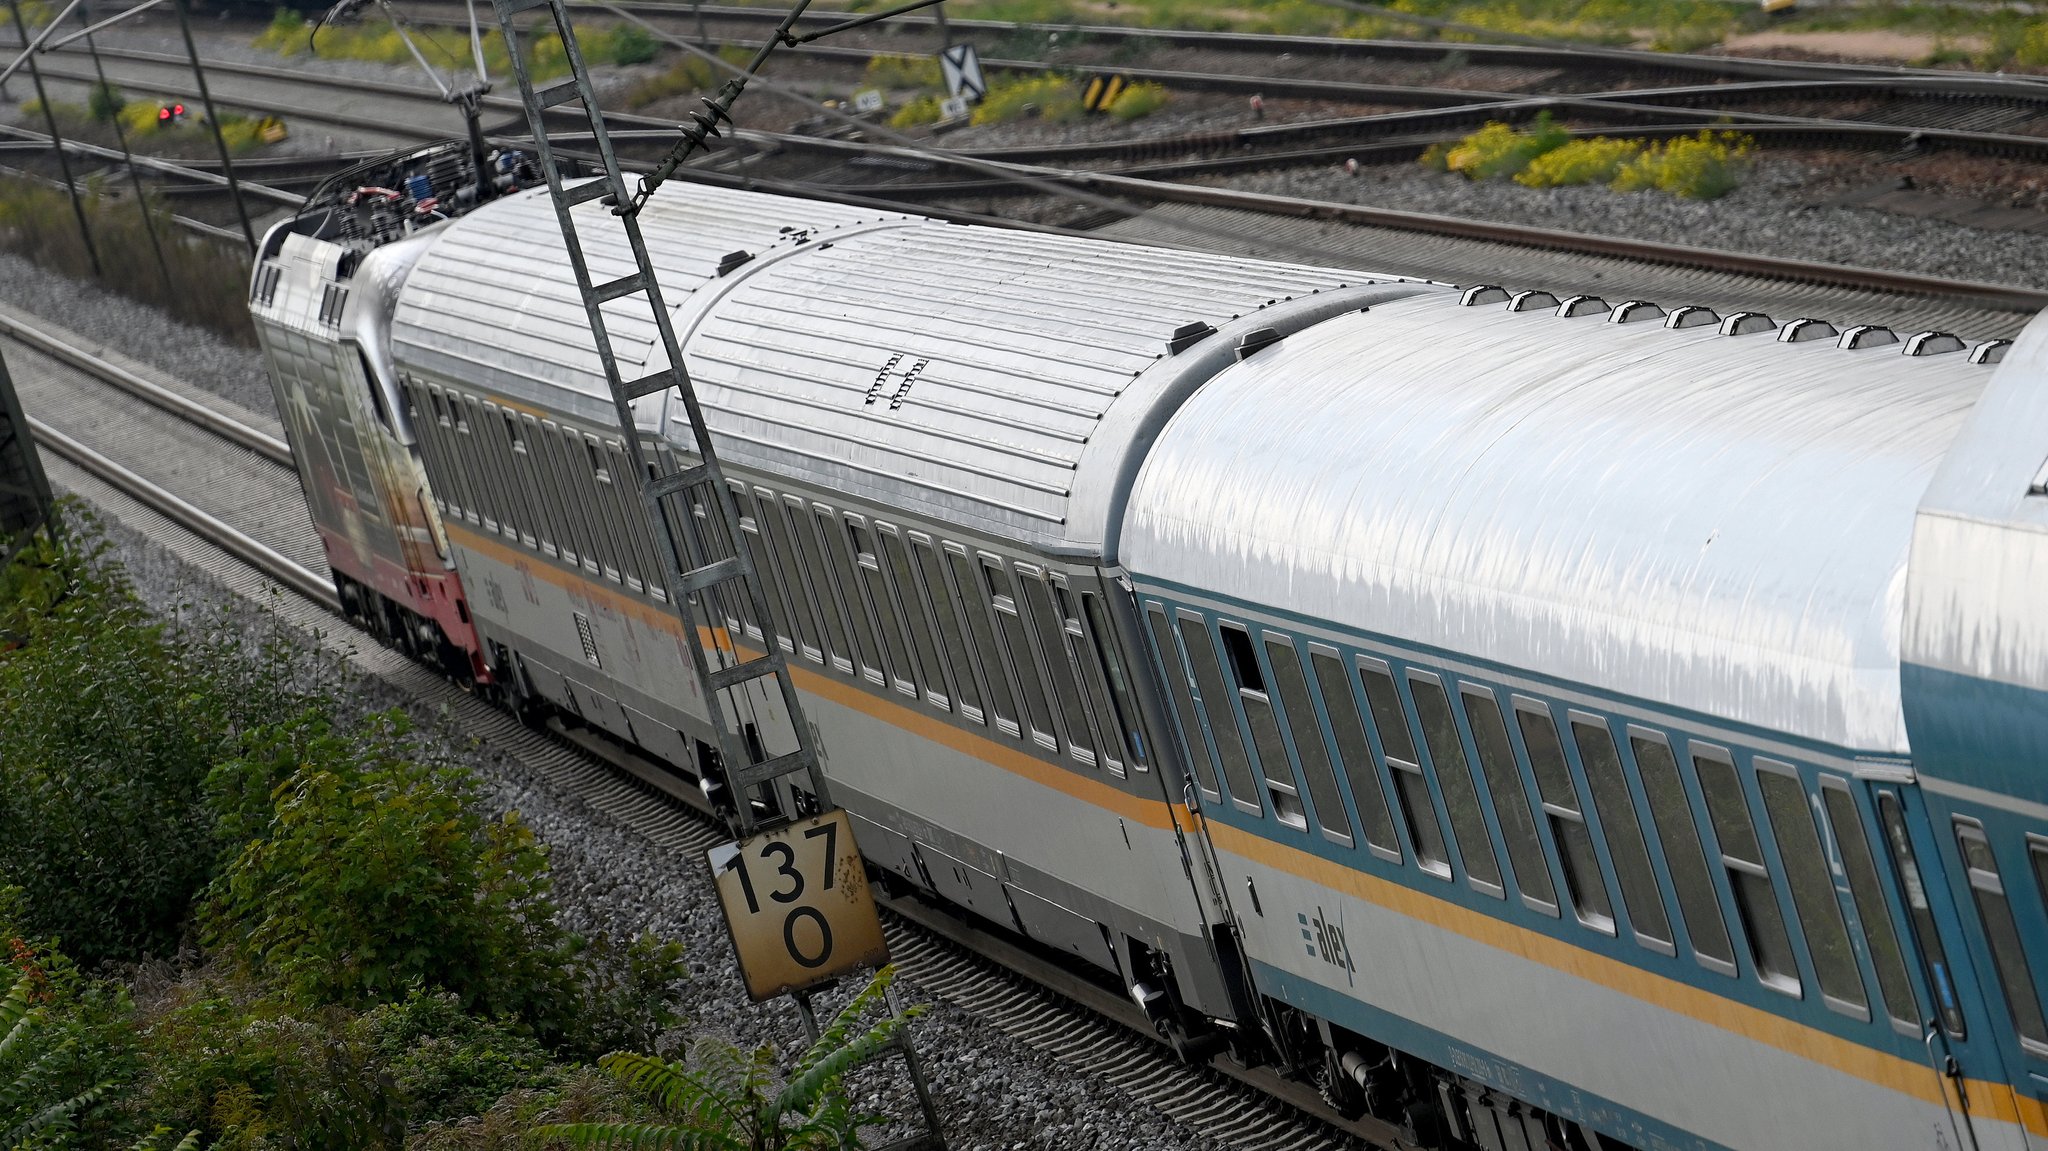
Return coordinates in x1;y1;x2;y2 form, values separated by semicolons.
1902;662;2048;802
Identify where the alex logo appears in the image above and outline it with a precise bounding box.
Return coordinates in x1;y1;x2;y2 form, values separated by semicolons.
1299;906;1355;982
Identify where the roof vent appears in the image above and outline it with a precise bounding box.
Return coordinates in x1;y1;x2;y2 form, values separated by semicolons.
1971;339;2013;365
1507;290;1559;313
1719;311;1774;336
1556;295;1609;318
1167;321;1216;356
717;249;753;276
1904;331;1966;357
1607;300;1663;324
1235;327;1284;361
1665;305;1719;330
1777;318;1837;343
1837;324;1897;350
1459;285;1509;307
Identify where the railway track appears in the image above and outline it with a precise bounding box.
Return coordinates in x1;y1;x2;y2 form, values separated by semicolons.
11;34;2046;336
4;304;1385;1151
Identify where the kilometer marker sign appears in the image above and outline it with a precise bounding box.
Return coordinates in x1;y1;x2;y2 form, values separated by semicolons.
710;810;891;1001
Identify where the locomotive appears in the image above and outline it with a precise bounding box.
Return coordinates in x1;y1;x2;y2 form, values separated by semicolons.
250;141;2048;1151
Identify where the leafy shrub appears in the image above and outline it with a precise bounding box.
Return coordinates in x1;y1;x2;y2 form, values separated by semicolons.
1442;113;1568;180
2014;21;2048;67
204;711;580;1030
88;82;125;124
2;886;139;1149
252;7;306;54
1612;130;1752;199
355;990;557;1121
536;968;912;1151
605;25;659;66
864;53;940;89
888;94;945;128
1516;136;1642;187
0;969;121;1148
1107;81;1170;121
0;518;298;966
970;74;1084;125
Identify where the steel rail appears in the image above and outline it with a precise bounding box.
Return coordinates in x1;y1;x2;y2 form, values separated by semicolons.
29;417;338;611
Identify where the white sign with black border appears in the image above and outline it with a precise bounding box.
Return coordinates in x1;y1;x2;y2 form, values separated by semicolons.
940;42;985;102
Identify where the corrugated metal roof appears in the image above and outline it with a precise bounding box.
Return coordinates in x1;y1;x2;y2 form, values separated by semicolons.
391;180;1410;553
1122;293;1998;753
391;182;910;430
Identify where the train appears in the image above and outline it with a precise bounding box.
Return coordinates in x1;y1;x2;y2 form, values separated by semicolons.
249;140;2048;1151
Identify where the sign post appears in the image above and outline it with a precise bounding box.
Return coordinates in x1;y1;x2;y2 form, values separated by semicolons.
939;42;984;103
710;810;891;1002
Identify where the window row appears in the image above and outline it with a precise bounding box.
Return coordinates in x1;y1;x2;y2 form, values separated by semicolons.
406;380;672;600
690;479;1151;780
1145;605;1922;1032
1950;818;2048;1059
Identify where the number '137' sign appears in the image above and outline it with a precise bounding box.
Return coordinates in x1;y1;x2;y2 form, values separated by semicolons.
708;810;891;1002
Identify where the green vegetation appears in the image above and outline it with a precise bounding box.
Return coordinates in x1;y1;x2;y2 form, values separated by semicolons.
863;52;941;89
1424;117;1754;199
1106;80;1170;121
540;970;913;1151
0;511;909;1150
254;7;657;82
888;93;946;129
624;45;752;109
971;73;1084;125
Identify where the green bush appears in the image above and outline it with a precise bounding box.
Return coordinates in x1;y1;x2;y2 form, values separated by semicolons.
355;990;558;1121
1;886;140;1149
2013;21;2048;67
204;711;581;1029
1516;136;1642;187
1442;113;1568;180
970;74;1084;125
888;94;945;128
1106;81;1170;121
0;517;305;967
1612;130;1752;199
605;24;659;66
863;53;941;89
88;82;125;124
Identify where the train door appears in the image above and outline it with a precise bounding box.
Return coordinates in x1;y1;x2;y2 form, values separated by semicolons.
1868;782;2033;1150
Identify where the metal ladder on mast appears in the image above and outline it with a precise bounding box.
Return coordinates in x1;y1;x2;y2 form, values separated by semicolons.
488;0;823;835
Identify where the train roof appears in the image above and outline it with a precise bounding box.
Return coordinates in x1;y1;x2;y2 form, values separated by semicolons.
1121;292;2002;755
392;182;1421;555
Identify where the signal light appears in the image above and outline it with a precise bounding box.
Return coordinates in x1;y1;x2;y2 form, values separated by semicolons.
157;103;187;125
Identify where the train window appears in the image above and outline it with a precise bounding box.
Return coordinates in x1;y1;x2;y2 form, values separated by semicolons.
987;561;1057;749
1413;674;1503;895
1572;716;1673;952
456;399;498;533
1758;764;1867;1016
912;537;982;722
1822;780;1918;1030
1515;701;1615;934
851;520;917;696
1312;648;1399;860
1359;662;1450;880
1631;731;1734;971
1464;688;1556;913
1178;614;1261;816
521;416;565;562
949;548;1017;734
1082;594;1145;771
1694;749;1801;996
1059;583;1123;773
882;528;948;710
476;399;519;539
412;389;456;518
794;504;855;675
1221;625;1303;827
821;508;881;682
610;446;652;593
1878;793;1965;1037
498;411;541;551
1020;571;1091;761
587;438;629;584
1147;605;1221;800
1265;637;1348;845
554;426;598;572
1955;821;2048;1052
736;492;786;647
761;496;822;662
701;485;754;640
529;422;570;564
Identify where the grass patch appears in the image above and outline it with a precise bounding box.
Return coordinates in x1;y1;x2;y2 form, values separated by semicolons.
255;7;656;82
864;52;941;89
622;45;751;108
1427;120;1753;199
970;73;1084;125
889;93;946;128
1106;80;1170;121
0;175;253;340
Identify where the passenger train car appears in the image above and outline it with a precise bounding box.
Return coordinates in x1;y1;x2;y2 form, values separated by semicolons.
251;143;2048;1151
